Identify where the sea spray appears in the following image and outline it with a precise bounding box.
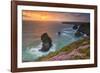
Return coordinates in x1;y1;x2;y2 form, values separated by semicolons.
23;42;56;62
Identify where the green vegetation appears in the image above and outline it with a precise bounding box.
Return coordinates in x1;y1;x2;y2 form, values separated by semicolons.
79;48;90;58
36;38;90;61
74;55;82;59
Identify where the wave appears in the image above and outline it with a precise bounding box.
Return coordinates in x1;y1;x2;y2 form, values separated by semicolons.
29;42;56;56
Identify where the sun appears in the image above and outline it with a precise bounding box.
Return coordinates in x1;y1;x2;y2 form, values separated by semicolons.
23;11;54;21
40;15;49;20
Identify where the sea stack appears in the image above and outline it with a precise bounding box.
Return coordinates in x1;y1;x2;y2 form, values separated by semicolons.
39;33;52;52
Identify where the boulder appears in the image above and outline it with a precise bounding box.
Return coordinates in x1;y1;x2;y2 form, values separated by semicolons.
39;33;52;52
73;25;78;30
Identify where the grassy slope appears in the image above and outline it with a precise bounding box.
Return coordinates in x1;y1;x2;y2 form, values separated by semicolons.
36;38;90;61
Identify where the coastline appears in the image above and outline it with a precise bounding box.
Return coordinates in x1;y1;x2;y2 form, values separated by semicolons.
36;37;90;61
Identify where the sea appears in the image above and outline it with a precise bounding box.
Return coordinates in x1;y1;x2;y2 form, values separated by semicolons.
22;21;81;62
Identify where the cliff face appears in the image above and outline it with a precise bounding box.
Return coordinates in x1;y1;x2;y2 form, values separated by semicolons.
78;23;90;36
73;23;90;37
62;22;90;37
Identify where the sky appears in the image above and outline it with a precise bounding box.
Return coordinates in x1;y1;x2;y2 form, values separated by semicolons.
22;10;90;22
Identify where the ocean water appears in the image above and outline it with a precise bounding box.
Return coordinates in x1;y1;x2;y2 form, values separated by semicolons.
22;21;81;62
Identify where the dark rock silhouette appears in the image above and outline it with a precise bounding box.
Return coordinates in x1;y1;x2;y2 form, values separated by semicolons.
58;32;61;36
73;23;90;37
73;24;78;30
62;22;90;37
39;33;52;52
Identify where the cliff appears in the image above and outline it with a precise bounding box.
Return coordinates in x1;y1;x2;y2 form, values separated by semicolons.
36;38;90;61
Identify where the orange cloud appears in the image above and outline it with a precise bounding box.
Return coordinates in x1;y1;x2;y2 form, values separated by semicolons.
22;10;90;22
22;10;67;21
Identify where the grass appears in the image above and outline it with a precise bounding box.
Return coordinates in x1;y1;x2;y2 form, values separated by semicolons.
79;47;90;58
36;38;90;61
73;48;90;60
74;55;82;59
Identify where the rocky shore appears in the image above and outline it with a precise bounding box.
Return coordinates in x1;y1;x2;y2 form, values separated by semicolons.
36;38;90;61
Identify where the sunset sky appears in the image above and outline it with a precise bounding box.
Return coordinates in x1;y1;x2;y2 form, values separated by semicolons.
22;10;90;22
